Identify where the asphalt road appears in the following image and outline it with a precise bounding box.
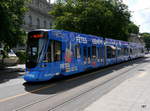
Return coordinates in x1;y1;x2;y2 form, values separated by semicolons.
0;55;150;111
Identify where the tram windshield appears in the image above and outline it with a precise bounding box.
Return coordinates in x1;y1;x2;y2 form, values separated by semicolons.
26;31;48;68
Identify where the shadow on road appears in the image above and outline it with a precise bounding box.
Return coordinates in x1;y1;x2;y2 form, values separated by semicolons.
0;66;25;84
23;57;149;95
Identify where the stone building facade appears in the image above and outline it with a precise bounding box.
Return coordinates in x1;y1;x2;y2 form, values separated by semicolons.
128;33;145;46
22;0;52;32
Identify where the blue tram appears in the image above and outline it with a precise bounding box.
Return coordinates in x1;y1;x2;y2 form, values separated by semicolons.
24;29;145;82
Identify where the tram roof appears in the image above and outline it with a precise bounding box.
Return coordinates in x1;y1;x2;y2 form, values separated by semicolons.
29;29;144;47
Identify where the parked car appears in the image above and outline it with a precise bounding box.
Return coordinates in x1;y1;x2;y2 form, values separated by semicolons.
0;49;19;66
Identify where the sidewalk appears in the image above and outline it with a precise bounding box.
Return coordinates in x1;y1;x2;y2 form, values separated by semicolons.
0;64;25;73
84;63;150;111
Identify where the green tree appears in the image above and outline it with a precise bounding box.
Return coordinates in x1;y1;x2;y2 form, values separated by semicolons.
0;0;29;48
128;22;139;34
50;0;132;41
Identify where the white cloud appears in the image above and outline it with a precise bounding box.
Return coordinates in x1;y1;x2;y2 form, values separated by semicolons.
51;0;55;3
123;0;150;33
47;0;55;3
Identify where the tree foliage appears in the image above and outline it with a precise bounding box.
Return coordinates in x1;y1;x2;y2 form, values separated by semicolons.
128;22;139;34
50;0;139;41
0;0;29;48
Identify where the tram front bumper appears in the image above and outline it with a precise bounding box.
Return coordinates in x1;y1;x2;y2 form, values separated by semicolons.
23;71;53;82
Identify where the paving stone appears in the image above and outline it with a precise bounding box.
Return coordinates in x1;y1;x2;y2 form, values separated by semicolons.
84;63;150;111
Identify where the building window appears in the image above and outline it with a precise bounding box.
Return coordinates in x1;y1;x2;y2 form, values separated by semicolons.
44;20;47;28
37;18;40;28
40;3;42;8
29;15;32;25
36;0;39;7
33;0;36;5
49;23;52;28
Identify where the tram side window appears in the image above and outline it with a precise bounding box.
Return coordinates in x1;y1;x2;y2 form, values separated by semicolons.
135;49;137;54
83;46;87;61
99;47;103;62
112;47;116;58
135;49;137;55
124;48;128;55
134;49;137;55
123;48;126;56
87;47;90;58
47;40;62;62
54;41;61;61
75;45;80;59
137;49;139;54
142;48;144;53
138;48;140;53
140;49;142;53
121;48;124;56
107;46;112;58
118;48;121;57
96;47;99;59
92;46;96;59
130;49;133;55
107;46;116;58
133;49;135;55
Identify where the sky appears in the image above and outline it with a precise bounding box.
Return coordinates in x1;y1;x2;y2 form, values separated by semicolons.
49;0;55;3
123;0;150;33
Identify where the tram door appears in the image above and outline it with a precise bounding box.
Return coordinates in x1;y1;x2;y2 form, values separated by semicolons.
47;40;62;74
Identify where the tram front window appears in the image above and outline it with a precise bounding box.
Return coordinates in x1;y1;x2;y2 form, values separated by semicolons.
26;31;48;68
